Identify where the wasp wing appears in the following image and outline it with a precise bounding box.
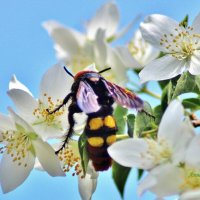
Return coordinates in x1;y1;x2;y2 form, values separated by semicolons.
77;81;101;114
102;80;144;110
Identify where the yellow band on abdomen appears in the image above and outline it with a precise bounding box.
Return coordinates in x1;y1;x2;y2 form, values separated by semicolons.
104;115;116;128
89;117;103;130
88;137;104;147
106;135;116;145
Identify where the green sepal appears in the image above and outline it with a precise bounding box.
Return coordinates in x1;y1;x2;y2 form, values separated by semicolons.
112;161;131;198
127;114;135;138
172;72;199;99
182;98;200;111
153;105;163;125
114;105;128;135
179;15;189;28
78;133;89;176
137;169;144;180
134;101;156;138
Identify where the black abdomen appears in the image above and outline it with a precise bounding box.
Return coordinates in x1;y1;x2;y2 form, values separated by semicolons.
85;115;117;171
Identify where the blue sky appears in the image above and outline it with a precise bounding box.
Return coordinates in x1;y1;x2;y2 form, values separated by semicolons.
1;0;200;199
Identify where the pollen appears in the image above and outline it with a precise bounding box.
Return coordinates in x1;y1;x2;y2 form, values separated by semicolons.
88;117;103;130
87;137;104;147
0;129;33;168
32;93;64;129
57;145;82;177
104;115;116;128
143;139;172;165
159;25;200;60
179;168;200;190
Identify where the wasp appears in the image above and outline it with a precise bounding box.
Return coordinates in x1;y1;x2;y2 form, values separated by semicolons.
48;66;146;171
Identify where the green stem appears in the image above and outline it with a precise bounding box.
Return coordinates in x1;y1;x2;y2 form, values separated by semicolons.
141;87;161;99
116;134;130;140
140;128;158;138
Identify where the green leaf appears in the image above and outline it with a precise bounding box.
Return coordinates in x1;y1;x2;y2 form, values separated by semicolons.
78;133;89;176
182;98;200;111
134;101;155;137
114;105;128;135
179;15;189;28
137;169;144;180
112;162;131;198
172;72;199;99
153;105;163;125
127;114;135;138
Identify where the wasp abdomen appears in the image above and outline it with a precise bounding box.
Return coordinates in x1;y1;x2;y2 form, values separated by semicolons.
85;115;117;171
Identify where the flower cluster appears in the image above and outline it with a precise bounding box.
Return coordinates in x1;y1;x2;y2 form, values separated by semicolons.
2;2;200;200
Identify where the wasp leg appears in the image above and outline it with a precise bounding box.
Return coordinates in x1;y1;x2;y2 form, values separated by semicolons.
55;103;81;154
47;93;72;114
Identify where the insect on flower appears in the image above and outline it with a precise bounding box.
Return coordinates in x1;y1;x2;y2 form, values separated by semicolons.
48;66;150;171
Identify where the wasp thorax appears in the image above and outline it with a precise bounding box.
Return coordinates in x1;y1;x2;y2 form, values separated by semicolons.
0;129;35;168
32;93;64;129
160;25;200;60
57;145;84;178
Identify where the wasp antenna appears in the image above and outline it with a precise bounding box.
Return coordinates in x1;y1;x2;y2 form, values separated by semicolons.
63;66;74;78
99;67;111;74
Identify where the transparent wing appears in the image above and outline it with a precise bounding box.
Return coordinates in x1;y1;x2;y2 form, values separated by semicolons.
102;80;144;110
77;81;101;114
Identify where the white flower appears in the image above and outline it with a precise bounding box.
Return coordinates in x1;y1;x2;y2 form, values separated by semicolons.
43;3;140;83
78;161;98;200
139;14;200;82
85;2;134;41
128;29;160;67
43;21;133;83
34;139;98;200
43;21;107;72
7;64;75;140
108;100;194;169
0;108;65;193
137;135;200;200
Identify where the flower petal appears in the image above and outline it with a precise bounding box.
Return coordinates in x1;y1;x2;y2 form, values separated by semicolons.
115;15;141;41
8;107;35;133
158;100;184;144
32;138;65;177
106;46;127;84
86;2;119;40
115;46;140;69
93;29;107;67
138;163;183;197
39;64;73;104
0;151;35;193
9;75;33;96
78;162;98;200
189;51;200;75
139;55;186;83
0;113;15;131
192;13;200;33
130;29;160;66
7;89;38;121
43;20;85;58
185;135;200;168
180;189;200;200
108;138;154;169
171;118;195;164
140;14;179;50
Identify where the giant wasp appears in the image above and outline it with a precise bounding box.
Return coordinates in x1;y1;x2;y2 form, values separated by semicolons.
48;66;147;171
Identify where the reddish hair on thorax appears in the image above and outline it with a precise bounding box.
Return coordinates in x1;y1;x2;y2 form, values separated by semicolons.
74;70;95;80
